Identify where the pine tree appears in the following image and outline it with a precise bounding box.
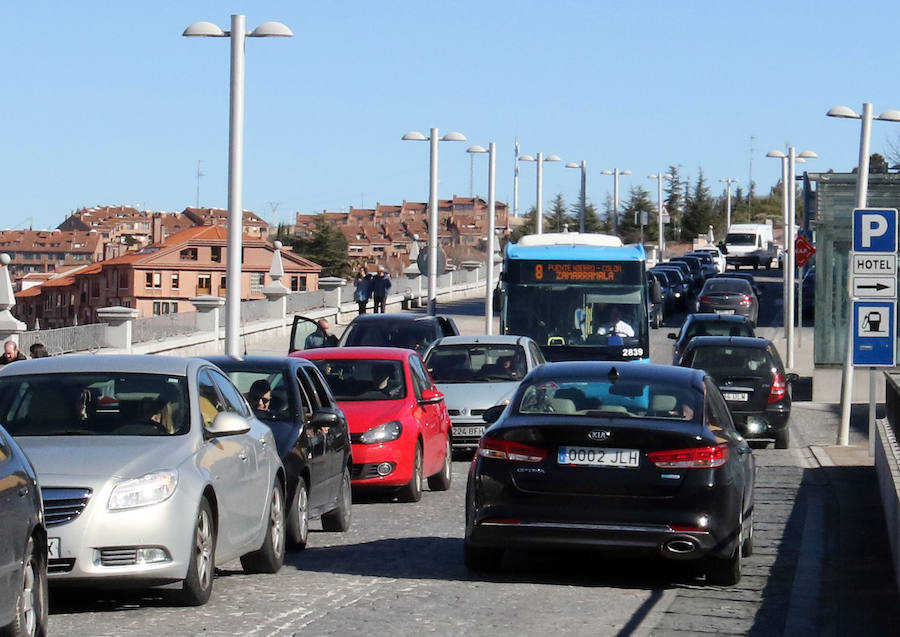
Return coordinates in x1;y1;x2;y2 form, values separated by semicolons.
602;194;616;235
619;186;655;244
682;170;716;239
546;193;573;233
291;215;351;278
575;202;604;233
664;165;684;243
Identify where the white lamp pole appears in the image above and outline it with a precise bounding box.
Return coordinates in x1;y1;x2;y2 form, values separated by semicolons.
766;151;790;341
468;144;497;333
648;173;673;260
719;177;739;230
402;128;467;315
828;103;900;446
519;153;561;235
566;161;588;233
601;169;632;236
183;14;293;357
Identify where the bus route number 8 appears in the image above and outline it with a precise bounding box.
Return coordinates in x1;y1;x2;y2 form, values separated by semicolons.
535;264;543;280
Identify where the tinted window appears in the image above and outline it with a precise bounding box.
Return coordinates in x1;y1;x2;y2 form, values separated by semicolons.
312;359;407;401
296;367;322;411
688;346;771;376
306;365;337;408
702;279;752;294
684;321;754;340
342;319;437;352
425;344;526;382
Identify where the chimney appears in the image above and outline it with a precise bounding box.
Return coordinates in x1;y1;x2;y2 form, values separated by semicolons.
151;214;163;244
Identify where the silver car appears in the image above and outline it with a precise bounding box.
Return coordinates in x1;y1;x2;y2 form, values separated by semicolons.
423;335;545;452
0;355;286;606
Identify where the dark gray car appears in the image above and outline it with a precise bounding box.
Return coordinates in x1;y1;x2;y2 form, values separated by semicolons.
697;278;759;326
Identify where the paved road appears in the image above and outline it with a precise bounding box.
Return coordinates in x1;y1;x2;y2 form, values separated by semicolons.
47;278;900;636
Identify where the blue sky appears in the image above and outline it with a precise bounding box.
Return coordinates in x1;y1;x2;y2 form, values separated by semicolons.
3;1;897;230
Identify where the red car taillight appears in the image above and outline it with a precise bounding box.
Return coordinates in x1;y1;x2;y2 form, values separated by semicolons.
700;295;711;304
768;371;787;403
739;294;751;306
477;438;547;463
648;444;729;469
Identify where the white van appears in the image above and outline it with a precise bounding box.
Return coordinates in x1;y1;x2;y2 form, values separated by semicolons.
724;223;778;270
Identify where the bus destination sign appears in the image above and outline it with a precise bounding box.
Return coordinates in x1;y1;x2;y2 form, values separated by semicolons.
528;262;624;282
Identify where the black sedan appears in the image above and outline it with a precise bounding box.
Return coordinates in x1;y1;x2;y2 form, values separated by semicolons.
464;362;755;585
0;423;47;636
697;278;759;326
668;313;756;365
205;356;353;548
678;336;797;449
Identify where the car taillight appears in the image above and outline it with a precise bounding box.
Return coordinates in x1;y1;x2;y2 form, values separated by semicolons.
477;438;547;463
648;444;729;469
700;296;711;304
768;372;787;403
740;295;751;305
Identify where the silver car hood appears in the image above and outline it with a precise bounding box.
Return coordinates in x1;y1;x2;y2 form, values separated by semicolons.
16;435;192;483
436;381;520;412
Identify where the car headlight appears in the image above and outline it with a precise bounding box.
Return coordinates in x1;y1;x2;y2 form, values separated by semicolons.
360;421;402;444
108;470;178;510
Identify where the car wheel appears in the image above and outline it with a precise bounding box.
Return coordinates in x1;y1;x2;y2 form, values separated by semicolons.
240;480;286;574
176;498;216;606
4;536;48;637
427;437;452;491
286;477;310;550
399;442;423;503
463;540;504;572
321;467;352;532
705;545;741;586
742;511;754;557
774;426;790;450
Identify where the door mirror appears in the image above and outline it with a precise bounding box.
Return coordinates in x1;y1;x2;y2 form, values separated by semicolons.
651;280;663;304
206;412;251;437
419;388;444;405
310;408;340;429
483;404;506;424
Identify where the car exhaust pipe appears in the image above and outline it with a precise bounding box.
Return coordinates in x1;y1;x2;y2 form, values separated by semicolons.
664;538;698;554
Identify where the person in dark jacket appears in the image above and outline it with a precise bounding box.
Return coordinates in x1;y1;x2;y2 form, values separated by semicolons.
0;340;27;365
304;319;339;349
29;342;50;358
353;267;372;315
371;266;392;313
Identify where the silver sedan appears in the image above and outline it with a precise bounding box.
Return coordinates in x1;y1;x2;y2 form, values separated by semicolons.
0;355;286;606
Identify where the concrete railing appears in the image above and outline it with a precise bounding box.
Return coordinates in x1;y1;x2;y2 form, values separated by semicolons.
877;372;900;595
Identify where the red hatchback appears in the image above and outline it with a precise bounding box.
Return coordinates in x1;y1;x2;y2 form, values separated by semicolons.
293;347;452;502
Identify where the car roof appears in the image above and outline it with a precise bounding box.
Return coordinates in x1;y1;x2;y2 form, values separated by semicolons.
0;354;196;377
685;313;753;324
684;336;772;349
528;360;705;389
345;313;443;324
294;346;413;361
204;355;315;371
428;335;530;347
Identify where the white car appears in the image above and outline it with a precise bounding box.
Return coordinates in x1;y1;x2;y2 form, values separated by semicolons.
423;335;545;452
0;355;286;606
691;244;727;273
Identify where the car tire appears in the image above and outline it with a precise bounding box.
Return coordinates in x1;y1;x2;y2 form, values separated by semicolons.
427;437;452;491
321;467;352;532
176;498;216;606
463;540;504;572
286;477;310;550
774;427;790;450
705;545;741;586
742;512;754;557
399;442;423;503
3;536;48;637
240;481;286;575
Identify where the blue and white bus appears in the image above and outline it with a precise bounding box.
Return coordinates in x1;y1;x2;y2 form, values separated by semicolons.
499;232;653;363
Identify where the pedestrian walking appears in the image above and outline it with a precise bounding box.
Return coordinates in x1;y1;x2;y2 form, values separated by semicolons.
0;340;27;366
353;266;372;315
371;265;392;313
29;342;50;358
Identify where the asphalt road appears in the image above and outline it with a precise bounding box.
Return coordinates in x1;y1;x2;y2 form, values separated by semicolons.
47;272;900;636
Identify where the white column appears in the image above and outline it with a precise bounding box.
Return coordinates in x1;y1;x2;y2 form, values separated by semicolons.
225;13;246;357
428;128;439;315
485;142;496;333
536;152;544;235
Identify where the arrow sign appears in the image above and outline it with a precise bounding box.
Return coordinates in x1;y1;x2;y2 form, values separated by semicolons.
852;275;897;298
859;282;890;292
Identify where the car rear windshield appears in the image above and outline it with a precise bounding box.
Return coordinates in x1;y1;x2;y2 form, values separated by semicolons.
342;321;435;352
687;347;772;377
311;359;407;401
726;233;756;245
516;379;701;422
425;344;526;383
683;321;754;340
0;373;189;436
702;279;752;294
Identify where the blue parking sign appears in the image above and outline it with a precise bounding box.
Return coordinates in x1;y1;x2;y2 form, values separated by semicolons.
853;208;898;253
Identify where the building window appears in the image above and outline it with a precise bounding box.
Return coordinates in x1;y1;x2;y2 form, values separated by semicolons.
290;276;306;292
171;273;180;289
180;248;198;261
219;275;227;294
251;273;265;295
211;247;222;263
197;274;211;294
145;272;162;289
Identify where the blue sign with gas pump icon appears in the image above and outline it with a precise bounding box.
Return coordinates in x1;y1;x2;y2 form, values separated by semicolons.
852;300;896;366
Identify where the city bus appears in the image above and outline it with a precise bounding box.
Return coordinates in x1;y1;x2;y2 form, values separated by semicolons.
499;232;655;362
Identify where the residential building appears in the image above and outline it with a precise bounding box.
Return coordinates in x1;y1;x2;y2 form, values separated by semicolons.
0;229;104;279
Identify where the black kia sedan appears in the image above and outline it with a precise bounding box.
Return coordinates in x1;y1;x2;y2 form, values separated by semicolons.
464;362;755;585
204;356;353;548
678;336;797;449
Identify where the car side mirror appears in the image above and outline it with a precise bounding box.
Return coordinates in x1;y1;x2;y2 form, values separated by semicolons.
311;409;340;429
667;333;677;340
419;388;444;405
483;404;506;424
206;412;251;437
784;372;800;383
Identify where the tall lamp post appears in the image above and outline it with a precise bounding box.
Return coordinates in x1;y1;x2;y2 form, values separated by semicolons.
468;144;497;333
601;169;631;236
566;161;587;233
402;128;467;315
183;14;293;357
648;173;673;260
519;153;561;235
827;103;900;446
719;177;739;230
766;151;790;342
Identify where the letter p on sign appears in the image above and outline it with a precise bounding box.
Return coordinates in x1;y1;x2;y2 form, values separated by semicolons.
862;214;888;247
853;208;898;253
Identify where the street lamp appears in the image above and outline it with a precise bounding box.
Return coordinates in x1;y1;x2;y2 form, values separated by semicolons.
468;144;497;333
601;169;631;236
719;177;739;230
519;153;561;235
183;14;293;357
648;173;673;260
402;128;467;315
566;161;588;233
827;103;900;447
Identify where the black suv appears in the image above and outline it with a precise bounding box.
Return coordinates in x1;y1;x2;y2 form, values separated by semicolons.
290;313;459;355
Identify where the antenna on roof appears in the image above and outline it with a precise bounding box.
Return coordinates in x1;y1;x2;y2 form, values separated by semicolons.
196;160;205;208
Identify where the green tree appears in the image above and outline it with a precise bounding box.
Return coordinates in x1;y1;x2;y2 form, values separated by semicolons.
682;170;716;239
546;193;573;233
619;186;655;244
573;201;604;233
664;165;684;243
510;205;537;243
275;222;296;248
603;194;617;235
291;215;350;278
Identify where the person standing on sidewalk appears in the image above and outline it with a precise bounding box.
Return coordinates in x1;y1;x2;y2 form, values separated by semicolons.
353;266;372;315
371;265;392;313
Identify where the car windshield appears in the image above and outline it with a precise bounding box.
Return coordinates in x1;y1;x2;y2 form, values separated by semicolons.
726;233;756;245
426;344;526;383
516;378;701;421
702;279;752;294
0;373;189;436
688;347;773;377
342;321;435;352
683;321;754;340
221;368;294;421
311;359;407;401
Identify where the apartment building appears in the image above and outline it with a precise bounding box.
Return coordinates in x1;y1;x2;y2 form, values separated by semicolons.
0;229;104;278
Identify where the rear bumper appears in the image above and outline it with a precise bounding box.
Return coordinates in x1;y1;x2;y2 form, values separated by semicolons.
731;408;789;437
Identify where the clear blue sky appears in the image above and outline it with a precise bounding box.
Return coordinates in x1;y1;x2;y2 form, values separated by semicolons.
3;1;896;230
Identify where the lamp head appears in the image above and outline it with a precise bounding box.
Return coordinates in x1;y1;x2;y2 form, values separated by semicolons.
402;131;428;141
249;22;293;37
565;162;580;168
878;110;900;122
620;169;632;175
544;154;561;162
183;21;227;37
766;150;787;159
798;150;818;159
827;105;859;119
518;154;536;162
466;145;487;154
441;131;467;142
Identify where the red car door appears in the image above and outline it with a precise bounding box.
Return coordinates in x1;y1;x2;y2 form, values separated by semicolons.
407;354;448;475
